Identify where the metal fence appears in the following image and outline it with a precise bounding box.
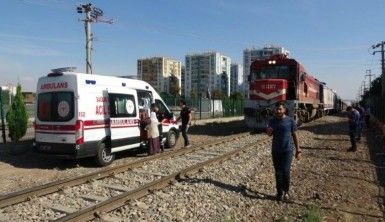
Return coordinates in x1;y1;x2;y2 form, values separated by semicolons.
1;104;35;124
162;95;244;119
368;96;385;122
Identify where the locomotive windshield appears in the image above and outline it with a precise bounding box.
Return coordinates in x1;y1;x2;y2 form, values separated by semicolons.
253;65;290;80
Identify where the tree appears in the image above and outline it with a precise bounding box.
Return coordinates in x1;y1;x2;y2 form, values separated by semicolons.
190;89;197;100
211;89;223;100
169;74;181;96
230;92;244;101
361;76;382;105
1;90;10;105
160;91;171;99
6;84;28;142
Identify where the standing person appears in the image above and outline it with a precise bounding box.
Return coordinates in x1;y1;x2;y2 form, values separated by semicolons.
266;102;301;201
151;104;164;152
354;104;364;142
346;106;360;152
176;100;192;148
145;112;161;155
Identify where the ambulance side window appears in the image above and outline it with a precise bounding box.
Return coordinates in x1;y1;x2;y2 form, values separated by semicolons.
109;94;137;118
155;99;172;119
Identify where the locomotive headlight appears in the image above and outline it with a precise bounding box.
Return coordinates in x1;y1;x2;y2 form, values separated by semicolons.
268;60;276;64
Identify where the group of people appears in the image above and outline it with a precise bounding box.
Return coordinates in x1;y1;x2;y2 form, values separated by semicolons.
140;104;163;155
140;100;192;156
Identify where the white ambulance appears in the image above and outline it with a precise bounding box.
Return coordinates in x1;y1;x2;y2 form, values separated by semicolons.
34;68;179;166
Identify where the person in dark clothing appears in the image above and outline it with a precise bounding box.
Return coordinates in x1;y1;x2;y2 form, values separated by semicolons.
354;104;364;142
346;106;360;152
176;100;192;147
266;102;301;201
151;104;164;152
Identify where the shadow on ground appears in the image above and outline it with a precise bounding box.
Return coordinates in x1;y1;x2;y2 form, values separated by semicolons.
0;139;149;170
181;177;277;201
299;117;348;136
188;120;250;136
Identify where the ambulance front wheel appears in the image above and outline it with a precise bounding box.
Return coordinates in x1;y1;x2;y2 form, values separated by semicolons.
95;142;115;166
165;130;177;148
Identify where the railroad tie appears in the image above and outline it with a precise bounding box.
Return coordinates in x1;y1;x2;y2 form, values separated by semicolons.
98;214;122;222
98;183;131;192
184;154;207;160
50;204;77;214
196;151;222;156
131;169;168;177
79;194;108;202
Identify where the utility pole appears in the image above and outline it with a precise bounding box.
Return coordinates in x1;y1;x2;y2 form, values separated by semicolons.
197;56;202;120
77;3;113;74
365;69;373;97
371;41;385;97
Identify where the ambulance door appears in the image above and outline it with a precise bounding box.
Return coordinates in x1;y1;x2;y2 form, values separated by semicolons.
108;89;140;151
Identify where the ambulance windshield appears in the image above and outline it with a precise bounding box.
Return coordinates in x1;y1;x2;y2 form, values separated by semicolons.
37;92;74;122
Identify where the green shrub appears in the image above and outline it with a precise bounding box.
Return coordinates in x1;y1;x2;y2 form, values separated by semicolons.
6;84;28;142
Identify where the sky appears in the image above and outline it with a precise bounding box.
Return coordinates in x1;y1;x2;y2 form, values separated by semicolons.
1;0;385;100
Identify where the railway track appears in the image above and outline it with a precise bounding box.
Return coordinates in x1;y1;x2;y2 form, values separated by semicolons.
0;133;267;221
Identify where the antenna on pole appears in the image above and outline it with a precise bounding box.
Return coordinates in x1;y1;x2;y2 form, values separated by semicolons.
76;3;113;74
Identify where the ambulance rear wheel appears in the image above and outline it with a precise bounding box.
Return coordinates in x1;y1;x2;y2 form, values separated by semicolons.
95;142;115;166
165;130;177;148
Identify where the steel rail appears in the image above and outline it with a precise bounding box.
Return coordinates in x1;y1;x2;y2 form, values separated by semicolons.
54;138;270;222
0;133;251;208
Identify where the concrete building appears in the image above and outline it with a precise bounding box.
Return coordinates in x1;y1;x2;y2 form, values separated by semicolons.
184;52;231;98
230;64;244;95
181;65;186;96
137;57;182;95
243;45;290;96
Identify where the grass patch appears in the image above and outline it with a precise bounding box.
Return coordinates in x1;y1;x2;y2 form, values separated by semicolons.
303;205;322;222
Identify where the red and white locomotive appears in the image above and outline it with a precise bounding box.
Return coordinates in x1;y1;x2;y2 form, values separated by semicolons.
244;54;343;129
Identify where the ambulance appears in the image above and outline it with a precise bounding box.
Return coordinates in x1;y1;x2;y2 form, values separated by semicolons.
34;67;179;166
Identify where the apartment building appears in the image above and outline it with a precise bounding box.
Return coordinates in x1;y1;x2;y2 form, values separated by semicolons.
184;52;231;98
230;63;243;95
137;57;182;94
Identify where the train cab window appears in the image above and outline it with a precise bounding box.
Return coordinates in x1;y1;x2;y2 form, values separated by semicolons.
254;66;289;79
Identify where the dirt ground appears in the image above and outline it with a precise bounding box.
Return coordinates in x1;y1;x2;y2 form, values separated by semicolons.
0;119;249;195
0;115;384;221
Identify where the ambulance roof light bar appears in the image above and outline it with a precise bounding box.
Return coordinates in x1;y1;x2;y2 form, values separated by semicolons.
48;67;77;77
51;67;77;73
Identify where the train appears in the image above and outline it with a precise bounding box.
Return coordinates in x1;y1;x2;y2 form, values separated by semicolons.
244;53;346;129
